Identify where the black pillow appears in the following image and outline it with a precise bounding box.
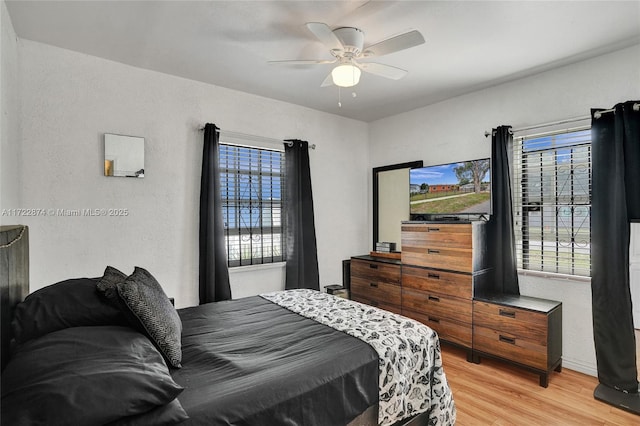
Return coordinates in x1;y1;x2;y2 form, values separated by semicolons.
11;276;127;344
1;326;184;426
116;267;183;368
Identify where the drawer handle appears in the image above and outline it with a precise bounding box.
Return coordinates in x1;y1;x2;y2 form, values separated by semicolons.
499;309;516;318
428;317;440;324
428;295;440;302
427;249;440;254
369;282;378;288
427;272;440;279
369;264;378;269
427;227;440;232
499;335;516;345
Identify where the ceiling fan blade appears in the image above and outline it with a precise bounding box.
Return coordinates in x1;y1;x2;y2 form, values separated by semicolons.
357;62;408;80
306;22;344;52
362;30;425;57
320;72;334;87
268;59;336;65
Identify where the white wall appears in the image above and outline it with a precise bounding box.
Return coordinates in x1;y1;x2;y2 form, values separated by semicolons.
16;39;369;307
0;0;19;215
369;44;640;376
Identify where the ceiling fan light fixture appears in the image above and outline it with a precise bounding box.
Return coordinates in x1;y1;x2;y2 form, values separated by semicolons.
331;64;361;87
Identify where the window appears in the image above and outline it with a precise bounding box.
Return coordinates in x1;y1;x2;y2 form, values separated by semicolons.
512;128;591;277
219;144;285;267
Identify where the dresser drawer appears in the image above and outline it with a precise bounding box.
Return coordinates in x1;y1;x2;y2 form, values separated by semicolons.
402;247;472;272
403;309;472;347
350;259;401;284
402;288;472;324
402;266;473;300
351;277;401;306
401;223;472;249
473;301;547;346
352;295;402;315
473;325;547;370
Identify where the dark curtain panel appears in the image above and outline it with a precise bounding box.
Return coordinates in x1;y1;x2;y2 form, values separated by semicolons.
284;140;319;290
488;125;520;295
591;101;640;393
199;123;231;303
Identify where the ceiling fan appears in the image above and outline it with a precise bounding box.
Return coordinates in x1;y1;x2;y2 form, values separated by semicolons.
269;22;425;88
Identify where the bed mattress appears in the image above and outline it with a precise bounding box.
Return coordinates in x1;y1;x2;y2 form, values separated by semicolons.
172;295;379;426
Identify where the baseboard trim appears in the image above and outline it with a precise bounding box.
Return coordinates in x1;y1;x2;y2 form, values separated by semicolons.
562;357;598;377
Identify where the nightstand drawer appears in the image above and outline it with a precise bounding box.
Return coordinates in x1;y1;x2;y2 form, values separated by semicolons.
402;266;473;300
404;309;472;347
350;259;401;284
474;301;547;346
402;288;472;324
351;277;401;306
473;325;547;370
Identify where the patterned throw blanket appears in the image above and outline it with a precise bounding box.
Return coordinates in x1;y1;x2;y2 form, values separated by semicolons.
260;289;456;426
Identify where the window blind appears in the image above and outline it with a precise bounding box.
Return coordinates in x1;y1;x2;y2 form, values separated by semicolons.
512;128;591;277
219;144;285;267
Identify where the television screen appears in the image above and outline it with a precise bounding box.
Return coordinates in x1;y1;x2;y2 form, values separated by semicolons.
409;158;491;218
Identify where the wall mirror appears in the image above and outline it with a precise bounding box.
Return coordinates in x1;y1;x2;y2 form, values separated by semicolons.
373;161;422;251
104;133;145;178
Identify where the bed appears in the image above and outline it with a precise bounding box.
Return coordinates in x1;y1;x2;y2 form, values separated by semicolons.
0;229;455;425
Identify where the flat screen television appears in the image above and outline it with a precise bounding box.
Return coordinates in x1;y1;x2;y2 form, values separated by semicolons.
409;158;491;220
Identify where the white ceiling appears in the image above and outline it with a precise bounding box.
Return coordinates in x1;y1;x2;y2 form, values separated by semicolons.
6;1;640;122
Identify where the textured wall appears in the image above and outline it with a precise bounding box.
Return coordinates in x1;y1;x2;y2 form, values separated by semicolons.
16;40;369;306
0;1;20;216
369;44;640;376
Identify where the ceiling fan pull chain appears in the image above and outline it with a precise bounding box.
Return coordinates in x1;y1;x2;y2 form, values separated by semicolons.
338;86;342;108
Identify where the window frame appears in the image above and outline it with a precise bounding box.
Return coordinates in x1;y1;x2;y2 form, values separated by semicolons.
512;125;592;279
219;141;286;268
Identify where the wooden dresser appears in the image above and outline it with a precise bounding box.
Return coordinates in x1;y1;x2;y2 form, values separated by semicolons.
473;294;562;387
350;221;563;386
350;255;402;314
401;222;491;358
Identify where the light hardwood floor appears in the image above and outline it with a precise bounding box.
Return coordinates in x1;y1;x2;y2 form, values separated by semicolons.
440;344;639;425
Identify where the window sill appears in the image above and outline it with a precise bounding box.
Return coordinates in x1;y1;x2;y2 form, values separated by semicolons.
228;261;286;273
517;269;591;283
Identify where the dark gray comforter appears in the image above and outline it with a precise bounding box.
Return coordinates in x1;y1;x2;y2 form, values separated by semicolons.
172;296;379;426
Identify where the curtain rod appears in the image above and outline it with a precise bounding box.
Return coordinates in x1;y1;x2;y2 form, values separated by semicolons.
484;115;589;138
484;103;639;138
198;127;315;149
592;102;640;118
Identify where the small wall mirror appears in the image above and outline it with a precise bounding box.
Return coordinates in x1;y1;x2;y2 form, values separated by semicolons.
104;133;145;178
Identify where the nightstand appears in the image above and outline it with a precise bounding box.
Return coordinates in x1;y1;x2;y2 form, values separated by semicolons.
473;294;562;387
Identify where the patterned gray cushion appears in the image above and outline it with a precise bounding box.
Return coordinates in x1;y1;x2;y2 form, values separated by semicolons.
97;266;128;299
116;267;182;368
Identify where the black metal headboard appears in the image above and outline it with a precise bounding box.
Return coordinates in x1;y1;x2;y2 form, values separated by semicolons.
1;225;29;372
